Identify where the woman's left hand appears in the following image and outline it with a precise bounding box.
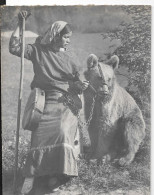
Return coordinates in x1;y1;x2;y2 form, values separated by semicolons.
82;81;89;90
18;10;31;24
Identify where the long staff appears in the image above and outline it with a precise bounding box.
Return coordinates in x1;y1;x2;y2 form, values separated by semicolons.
13;16;25;194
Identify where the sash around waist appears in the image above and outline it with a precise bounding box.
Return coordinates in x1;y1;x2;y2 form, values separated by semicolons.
44;89;65;102
43;89;82;113
42;89;81;108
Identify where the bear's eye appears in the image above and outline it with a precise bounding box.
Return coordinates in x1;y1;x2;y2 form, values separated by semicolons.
108;78;111;82
98;76;103;81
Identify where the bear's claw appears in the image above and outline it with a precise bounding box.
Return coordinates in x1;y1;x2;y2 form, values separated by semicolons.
119;154;134;166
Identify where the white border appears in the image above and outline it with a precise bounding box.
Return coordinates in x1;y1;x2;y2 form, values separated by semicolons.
5;0;154;6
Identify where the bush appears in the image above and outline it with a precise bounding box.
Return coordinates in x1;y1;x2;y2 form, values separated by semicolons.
101;5;151;116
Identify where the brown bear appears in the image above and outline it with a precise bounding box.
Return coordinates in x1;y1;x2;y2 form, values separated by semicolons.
83;54;145;166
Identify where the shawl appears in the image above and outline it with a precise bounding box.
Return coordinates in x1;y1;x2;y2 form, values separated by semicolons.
40;21;68;45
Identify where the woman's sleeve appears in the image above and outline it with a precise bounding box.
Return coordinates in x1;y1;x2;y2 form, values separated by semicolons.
68;70;83;95
9;35;34;61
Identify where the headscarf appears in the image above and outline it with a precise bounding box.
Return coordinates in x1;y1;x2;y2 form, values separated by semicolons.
40;21;68;45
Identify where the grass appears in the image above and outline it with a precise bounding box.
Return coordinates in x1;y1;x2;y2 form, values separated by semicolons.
2;34;150;193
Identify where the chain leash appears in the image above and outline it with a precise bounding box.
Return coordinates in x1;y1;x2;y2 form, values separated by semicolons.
62;92;96;146
77;94;96;147
62;93;96;129
77;94;96;128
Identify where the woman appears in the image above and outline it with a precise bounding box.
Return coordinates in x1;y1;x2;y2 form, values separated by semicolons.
9;11;89;194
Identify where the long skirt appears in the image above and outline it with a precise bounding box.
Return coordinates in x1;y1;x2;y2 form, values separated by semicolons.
23;90;80;178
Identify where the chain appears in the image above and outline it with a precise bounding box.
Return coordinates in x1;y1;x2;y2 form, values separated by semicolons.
61;91;96;147
77;94;96;129
62;94;79;116
62;93;96;129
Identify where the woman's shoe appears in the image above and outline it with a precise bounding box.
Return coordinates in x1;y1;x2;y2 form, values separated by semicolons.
21;177;34;195
59;174;71;185
48;177;60;192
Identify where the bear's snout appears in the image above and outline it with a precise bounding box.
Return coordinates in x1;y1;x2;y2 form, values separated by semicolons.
98;85;109;96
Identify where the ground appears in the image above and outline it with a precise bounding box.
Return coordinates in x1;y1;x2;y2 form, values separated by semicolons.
3;185;150;195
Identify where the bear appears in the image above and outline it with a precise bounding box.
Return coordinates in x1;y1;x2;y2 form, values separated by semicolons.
83;54;145;166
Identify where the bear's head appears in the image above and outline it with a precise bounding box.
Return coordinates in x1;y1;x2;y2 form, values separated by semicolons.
85;54;119;103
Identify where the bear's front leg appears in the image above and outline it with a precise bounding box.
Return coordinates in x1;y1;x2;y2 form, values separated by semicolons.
97;154;112;166
119;114;145;166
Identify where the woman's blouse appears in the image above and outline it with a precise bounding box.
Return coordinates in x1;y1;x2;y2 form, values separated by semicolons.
9;36;82;93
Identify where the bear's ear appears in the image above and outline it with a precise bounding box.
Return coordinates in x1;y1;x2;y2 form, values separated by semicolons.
87;54;98;69
105;55;119;70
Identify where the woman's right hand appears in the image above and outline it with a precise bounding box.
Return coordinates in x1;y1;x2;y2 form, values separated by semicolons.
18;10;31;23
81;81;89;91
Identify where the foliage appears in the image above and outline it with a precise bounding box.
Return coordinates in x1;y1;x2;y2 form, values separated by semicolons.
2;134;30;187
101;6;151;113
2;136;30;171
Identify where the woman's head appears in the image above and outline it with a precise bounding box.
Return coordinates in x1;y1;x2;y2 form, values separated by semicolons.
40;21;72;50
53;24;72;49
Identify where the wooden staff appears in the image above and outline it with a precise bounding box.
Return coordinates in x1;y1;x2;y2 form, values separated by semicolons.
13;16;25;194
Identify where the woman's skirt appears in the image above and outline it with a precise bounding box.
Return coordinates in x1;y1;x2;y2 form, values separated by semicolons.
23;90;80;178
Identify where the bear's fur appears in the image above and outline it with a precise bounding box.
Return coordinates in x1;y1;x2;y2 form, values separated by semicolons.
83;54;145;166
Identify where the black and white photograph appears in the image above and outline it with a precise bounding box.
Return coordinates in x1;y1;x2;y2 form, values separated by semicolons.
1;5;151;195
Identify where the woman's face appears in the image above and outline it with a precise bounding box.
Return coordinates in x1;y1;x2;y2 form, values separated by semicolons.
54;31;72;49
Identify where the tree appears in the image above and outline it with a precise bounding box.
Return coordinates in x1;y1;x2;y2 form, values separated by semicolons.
101;6;151;115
